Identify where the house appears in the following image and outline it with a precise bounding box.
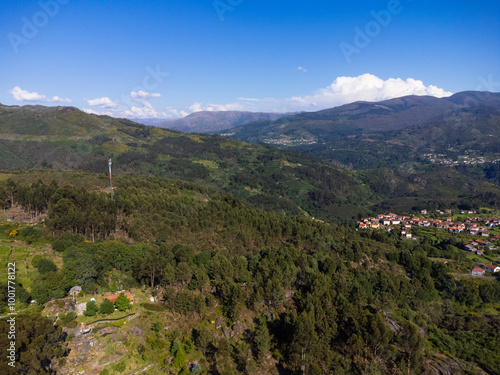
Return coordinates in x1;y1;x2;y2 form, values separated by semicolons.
69;286;82;300
421;209;428;215
476;240;490;246
482;264;500;273
103;291;135;304
464;244;476;252
437;259;448;264
471;267;485;275
476;250;484;256
405;232;412;239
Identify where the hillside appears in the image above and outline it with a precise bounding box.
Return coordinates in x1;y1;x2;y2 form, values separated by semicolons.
138;111;292;133
227;91;500;169
1;103;500;223
0;171;499;374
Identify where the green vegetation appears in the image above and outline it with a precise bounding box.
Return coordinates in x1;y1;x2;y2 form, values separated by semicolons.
0;171;498;374
0;103;499;373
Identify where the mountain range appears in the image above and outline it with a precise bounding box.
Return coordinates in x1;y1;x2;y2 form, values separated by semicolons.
225;91;500;169
1;97;500;222
134;111;292;133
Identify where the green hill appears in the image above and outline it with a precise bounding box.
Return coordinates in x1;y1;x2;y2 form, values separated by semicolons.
1;102;500;223
227;91;500;170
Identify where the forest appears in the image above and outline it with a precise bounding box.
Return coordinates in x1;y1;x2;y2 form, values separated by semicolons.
0;171;499;374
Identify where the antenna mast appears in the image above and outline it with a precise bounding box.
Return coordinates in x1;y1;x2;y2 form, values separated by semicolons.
108;158;113;200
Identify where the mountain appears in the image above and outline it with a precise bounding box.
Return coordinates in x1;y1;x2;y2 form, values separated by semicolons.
1;102;500;221
227;91;500;169
143;111;292;133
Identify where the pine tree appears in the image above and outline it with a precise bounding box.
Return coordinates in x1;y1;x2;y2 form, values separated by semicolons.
114;293;130;311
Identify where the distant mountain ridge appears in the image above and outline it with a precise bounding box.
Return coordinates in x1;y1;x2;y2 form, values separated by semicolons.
134;111;293;133
225;91;500;169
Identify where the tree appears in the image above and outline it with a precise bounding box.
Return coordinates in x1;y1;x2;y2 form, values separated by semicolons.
194;328;213;357
84;301;98;316
0;311;65;374
172;344;186;369
36;258;57;274
254;323;270;362
114;293;130;311
399;321;424;375
99;299;115;314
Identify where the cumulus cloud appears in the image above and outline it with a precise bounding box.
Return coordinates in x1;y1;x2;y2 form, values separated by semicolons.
164;107;189;118
307;74;453;107
188;101;245;113
86;97;121;109
297;66;308;72
198;74;453;113
122;100;170;119
9;86;71;102
130;90;161;98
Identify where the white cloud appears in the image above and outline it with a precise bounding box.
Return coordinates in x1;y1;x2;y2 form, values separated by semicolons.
9;86;71;102
188;101;245;113
82;108;99;115
122;100;169;119
86;97;121;109
196;74;453;113
298;66;308;72
164;107;189;118
130;90;162;98
82;108;114;116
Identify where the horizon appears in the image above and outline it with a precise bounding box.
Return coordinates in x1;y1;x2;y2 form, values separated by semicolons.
1;0;499;119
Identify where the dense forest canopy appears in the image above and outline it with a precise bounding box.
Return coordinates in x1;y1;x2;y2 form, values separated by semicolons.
0;170;499;374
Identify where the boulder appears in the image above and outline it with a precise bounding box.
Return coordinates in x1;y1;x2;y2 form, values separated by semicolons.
222;326;231;339
215;317;223;330
73;338;92;355
232;322;244;336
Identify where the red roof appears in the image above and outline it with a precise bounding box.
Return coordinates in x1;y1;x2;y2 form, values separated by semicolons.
103;291;134;304
472;267;485;273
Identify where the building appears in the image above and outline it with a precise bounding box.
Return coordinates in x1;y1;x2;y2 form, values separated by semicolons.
482;264;500;273
471;267;485;275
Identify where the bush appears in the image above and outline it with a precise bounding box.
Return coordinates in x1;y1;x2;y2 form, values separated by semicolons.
36;258;57;274
84;301;98;316
63;311;77;325
115;293;130;311
142;303;166;312
99;299;115;315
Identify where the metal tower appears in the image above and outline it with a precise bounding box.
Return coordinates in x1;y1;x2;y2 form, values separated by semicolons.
108;158;113;200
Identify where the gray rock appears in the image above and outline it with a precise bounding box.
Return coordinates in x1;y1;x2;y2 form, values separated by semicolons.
73;338;92;355
215;317;223;330
222;326;231;339
232;322;243;336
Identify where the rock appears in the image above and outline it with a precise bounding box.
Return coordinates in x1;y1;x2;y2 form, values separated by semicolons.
74;327;82;338
222;326;231;339
386;318;403;334
215;317;223;330
73;338;92;355
75;302;87;316
128;325;144;337
232;322;244;336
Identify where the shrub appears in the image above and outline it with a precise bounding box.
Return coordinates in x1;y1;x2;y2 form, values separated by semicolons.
99;299;115;315
84;301;98;316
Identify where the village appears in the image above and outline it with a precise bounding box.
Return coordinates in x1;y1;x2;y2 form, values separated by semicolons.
358;209;500;276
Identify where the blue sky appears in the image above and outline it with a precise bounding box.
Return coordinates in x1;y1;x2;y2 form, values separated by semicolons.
1;0;499;118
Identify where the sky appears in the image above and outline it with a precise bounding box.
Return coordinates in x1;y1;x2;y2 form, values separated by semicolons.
1;0;499;119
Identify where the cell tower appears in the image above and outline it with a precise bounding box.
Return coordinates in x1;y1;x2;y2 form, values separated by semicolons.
108;158;113;200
